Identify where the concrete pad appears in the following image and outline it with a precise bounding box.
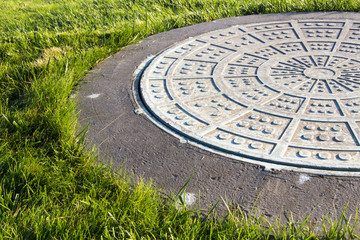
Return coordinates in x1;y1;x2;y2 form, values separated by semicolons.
78;12;360;223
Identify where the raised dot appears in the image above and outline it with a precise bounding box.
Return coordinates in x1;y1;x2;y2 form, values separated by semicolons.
250;125;262;131
298;150;311;158
195;103;203;107
302;134;314;140
304;125;315;130
318;134;330;141
317;152;331;160
331;125;342;132
175;114;186;120
272;120;283;125
250;142;263;149
260;117;271;123
334;135;345;142
249;114;260;120
318;126;328;131
168;109;180;114
218;133;230;140
180;86;190;90
263;128;274;134
232;137;245;145
237;121;249;127
184;120;195;126
338;153;351;161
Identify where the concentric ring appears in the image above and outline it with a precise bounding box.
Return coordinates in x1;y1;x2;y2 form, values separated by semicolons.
139;19;360;173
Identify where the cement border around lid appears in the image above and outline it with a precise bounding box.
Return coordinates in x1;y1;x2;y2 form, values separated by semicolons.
78;12;360;222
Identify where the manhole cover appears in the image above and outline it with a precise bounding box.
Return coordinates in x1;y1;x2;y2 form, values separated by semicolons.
138;19;360;175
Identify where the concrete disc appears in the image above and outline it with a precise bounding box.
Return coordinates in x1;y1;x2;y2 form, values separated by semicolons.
78;12;360;223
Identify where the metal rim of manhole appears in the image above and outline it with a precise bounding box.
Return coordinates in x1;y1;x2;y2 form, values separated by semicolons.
135;18;360;176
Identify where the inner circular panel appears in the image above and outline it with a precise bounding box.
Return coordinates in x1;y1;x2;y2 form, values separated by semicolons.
139;19;360;173
303;67;335;79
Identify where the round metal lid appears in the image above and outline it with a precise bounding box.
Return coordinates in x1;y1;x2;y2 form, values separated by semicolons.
138;19;360;174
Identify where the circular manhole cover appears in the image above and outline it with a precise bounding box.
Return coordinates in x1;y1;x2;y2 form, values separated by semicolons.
138;19;360;175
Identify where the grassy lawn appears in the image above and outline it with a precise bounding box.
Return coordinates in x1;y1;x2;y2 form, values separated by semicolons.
1;0;360;238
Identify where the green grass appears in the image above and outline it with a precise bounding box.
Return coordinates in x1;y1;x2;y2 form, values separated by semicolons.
1;0;360;238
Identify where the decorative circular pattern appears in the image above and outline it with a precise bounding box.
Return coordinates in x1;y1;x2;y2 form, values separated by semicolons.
139;20;360;173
